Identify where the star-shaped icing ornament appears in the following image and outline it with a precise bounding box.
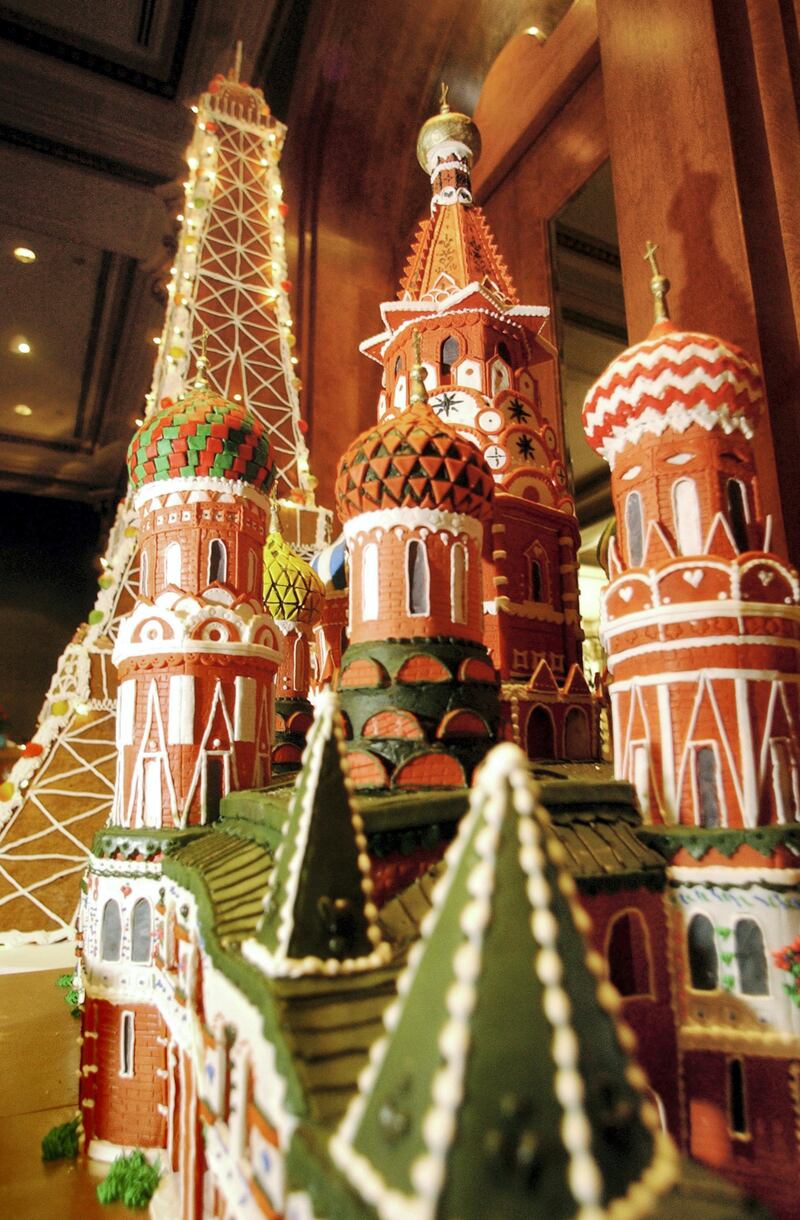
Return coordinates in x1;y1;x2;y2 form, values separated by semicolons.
507;397;530;423
432;391;461;418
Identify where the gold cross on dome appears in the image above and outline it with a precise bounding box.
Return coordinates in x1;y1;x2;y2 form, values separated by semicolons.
643;240;661;278
439;81;450;114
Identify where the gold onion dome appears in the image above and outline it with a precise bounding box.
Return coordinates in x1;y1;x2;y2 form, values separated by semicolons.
416;82;481;173
264;505;323;625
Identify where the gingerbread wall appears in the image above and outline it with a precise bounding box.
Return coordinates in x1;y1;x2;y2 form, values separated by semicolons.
81;997;168;1149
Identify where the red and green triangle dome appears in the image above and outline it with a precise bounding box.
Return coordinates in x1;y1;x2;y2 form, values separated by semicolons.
335;402;495;523
127;383;275;493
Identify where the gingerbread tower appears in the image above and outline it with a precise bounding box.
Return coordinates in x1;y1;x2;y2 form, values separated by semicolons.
114;356;283;828
0;57;324;948
583;247;800;1219
360;89;598;764
335;338;500;790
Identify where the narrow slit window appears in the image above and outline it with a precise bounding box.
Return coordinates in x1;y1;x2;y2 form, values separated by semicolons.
672;478;703;554
728;1059;747;1135
734;919;768;996
140;550;149;598
100;900;122;962
203;755;226;824
607;911;652;997
362;544;379;621
451;543;467;623
208;539;227;584
770;738;797;822
530;559;543;602
726;478;749;551
625;491;644;567
407;540;430;616
694;745;721;828
120;1011;135;1078
131;899;152;964
440;336;459;383
165;541;182;587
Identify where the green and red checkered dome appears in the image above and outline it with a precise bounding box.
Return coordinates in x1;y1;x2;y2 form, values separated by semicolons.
127;385;275;493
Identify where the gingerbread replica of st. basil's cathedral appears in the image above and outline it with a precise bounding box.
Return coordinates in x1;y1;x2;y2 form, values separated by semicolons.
56;66;800;1220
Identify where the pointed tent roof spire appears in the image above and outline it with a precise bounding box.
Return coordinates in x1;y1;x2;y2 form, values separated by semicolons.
330;742;678;1219
246;689;390;978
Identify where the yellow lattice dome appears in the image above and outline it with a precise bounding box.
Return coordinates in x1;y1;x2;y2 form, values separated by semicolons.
264;512;323;625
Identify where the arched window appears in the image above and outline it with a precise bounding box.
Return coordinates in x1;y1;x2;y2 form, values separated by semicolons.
728;1058;748;1135
203;754;226;824
247;549;258;592
687;913;718;990
440;336;459;383
530;560;543;601
208;538;227;584
726;478;749;552
131;898;152;964
394;353;403;377
694;745;721;828
407;539;430;616
100;899;122;962
734;919;768;995
625;491;644;567
527;705;555;760
564;707;591;758
450;543;467;623
293;634;308;691
672;478;702;554
140;551;149;598
362;543;379;621
607;911;653;997
165;541;182;587
496;340;512;366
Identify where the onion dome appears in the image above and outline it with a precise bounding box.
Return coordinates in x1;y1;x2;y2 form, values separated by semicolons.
582;243;764;466
336;339;495;523
416;82;481;172
263;504;323;625
127;359;274;492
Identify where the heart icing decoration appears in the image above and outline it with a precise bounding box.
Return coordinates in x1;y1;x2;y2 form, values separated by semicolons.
619;586;634;602
683;569;704;588
121;884;132;897
758;570;774;586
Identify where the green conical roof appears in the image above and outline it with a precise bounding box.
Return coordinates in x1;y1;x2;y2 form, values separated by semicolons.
330;742;678;1219
248;689;391;978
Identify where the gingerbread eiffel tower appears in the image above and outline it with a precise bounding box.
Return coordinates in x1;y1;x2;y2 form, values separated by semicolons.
0;51;327;950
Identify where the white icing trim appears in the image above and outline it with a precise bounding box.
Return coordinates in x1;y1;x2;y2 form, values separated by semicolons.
343;506;482;543
134;476;270;512
669;865;800;885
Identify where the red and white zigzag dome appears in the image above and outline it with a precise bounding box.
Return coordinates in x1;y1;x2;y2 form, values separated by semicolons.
582;317;764;468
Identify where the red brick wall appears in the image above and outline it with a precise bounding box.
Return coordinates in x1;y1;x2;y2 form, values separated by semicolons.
349;525;483;645
81;998;167;1148
584;887;680;1138
683;1050;800;1220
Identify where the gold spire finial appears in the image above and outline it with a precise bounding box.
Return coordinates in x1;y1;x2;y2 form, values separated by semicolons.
409;330;429;407
193;329;210;388
439;81;450;114
643;240;671;323
230;40;243;83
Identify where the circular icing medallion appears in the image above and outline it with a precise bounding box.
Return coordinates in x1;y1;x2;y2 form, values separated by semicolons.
477;408;504;434
544;425;557;451
484;443;508;471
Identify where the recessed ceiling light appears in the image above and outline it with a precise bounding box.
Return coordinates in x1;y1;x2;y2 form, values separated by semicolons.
11;337;31;355
13;403;32;416
13;246;36;264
